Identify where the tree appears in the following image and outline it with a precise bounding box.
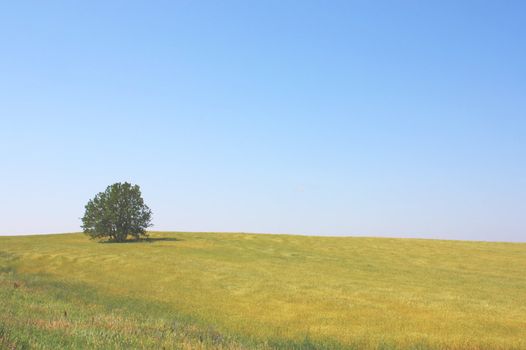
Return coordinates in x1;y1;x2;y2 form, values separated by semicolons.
81;182;152;242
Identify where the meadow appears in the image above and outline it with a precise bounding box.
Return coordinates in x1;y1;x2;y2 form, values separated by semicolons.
1;232;525;349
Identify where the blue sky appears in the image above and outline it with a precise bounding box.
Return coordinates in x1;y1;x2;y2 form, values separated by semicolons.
1;1;525;241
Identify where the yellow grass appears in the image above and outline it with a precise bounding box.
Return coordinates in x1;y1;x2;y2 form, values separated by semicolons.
1;231;525;349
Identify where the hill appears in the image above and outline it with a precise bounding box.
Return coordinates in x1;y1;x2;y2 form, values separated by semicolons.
1;232;525;349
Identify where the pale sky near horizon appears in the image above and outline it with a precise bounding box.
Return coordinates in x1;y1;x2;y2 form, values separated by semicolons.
1;1;525;241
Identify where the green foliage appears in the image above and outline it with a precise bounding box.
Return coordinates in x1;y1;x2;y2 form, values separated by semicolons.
81;182;152;242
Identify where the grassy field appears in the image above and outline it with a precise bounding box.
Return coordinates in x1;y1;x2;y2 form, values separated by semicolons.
1;232;525;349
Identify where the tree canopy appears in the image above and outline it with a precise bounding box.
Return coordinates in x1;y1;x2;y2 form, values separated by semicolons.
81;182;152;242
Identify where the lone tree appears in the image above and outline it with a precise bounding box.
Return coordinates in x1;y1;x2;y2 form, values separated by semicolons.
81;182;152;242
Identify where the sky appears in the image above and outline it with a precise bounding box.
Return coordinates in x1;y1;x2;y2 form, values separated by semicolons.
0;1;525;241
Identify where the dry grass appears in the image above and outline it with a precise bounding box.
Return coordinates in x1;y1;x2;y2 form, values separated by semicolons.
1;231;525;349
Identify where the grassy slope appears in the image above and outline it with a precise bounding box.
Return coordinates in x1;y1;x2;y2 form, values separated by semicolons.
1;232;525;349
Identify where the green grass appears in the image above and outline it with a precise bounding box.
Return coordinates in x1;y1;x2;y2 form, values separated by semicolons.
1;232;525;349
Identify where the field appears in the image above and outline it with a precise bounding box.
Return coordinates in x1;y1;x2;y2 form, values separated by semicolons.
1;232;525;349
